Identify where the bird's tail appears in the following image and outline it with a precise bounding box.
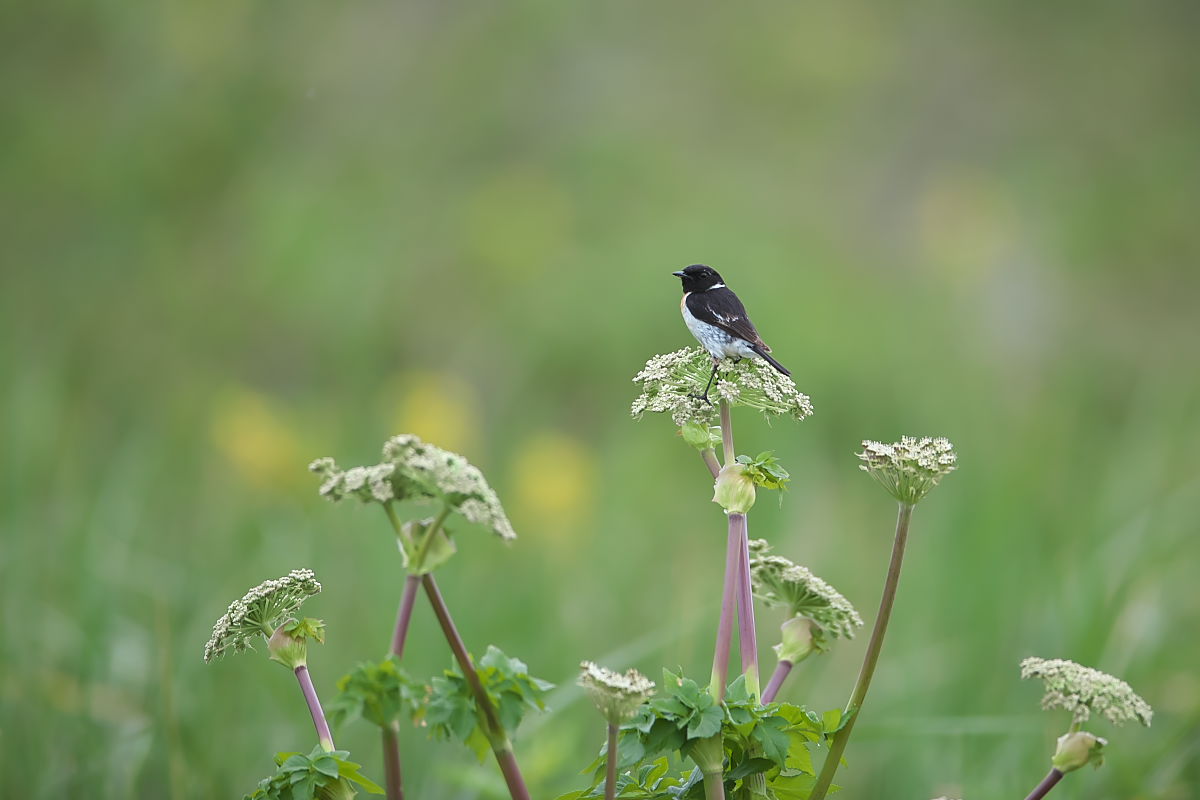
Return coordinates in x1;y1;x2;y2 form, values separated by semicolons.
751;344;791;377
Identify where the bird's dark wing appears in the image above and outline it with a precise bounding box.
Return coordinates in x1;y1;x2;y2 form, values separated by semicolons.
686;288;767;348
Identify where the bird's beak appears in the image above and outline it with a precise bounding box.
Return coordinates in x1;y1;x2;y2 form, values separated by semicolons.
671;270;685;277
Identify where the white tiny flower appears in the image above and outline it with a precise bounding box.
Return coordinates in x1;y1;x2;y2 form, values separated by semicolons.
204;569;322;663
578;661;656;725
749;541;862;651
1021;657;1152;727
857;436;957;504
631;347;813;428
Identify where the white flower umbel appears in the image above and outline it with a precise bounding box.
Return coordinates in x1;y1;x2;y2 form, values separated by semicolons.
309;434;515;540
857;436;957;505
749;541;862;652
204;569;322;663
631;347;813;427
578;661;656;726
1020;657;1153;727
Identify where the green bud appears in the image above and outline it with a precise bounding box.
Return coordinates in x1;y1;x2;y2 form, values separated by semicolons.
1051;731;1106;773
268;617;325;669
713;463;756;513
268;625;308;669
773;616;817;664
681;421;722;451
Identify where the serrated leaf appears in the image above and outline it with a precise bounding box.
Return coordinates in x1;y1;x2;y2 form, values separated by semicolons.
687;704;723;739
752;716;791;766
785;734;816;774
821;709;843;733
311;756;339;778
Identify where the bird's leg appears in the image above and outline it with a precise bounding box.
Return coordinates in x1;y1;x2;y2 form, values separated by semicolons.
691;361;719;405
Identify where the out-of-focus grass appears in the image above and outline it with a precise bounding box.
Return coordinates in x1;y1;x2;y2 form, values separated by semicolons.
3;2;1199;798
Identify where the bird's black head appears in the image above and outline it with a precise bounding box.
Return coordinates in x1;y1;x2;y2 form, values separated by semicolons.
672;264;725;293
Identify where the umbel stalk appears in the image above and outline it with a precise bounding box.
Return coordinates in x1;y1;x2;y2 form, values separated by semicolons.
294;664;335;752
1023;769;1065;800
809;502;914;800
422;574;531;800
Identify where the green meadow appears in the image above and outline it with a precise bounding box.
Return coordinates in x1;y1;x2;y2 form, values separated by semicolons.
3;3;1198;798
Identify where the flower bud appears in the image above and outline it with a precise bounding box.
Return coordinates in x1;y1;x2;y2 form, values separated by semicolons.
680;421;722;451
773;616;817;664
713;463;756;513
268;624;308;669
1051;731;1106;773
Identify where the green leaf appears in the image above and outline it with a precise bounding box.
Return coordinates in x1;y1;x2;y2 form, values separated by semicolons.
687;704;723;739
311;755;339;779
338;758;385;794
727;757;775;782
736;451;791;491
821;709;843;734
751;716;791;767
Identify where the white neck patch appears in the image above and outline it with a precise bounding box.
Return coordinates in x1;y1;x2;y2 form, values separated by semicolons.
707;283;726;290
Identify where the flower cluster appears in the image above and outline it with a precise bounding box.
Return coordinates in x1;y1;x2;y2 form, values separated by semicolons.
749;540;862;651
857;436;957;505
204;569;322;663
1020;657;1153;727
578;661;656;726
631;347;813;427
309;434;515;540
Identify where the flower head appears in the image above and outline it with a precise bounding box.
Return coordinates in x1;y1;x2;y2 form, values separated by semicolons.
1020;657;1153;727
578;661;656;726
309;434;515;540
857;436;957;505
204;569;322;663
631;347;813;427
749;540;862;652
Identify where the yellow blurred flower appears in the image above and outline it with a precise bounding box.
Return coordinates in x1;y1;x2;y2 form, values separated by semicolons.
210;388;303;491
511;432;593;539
384;371;478;455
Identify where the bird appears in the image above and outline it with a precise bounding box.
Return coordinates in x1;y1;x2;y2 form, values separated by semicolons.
672;264;790;402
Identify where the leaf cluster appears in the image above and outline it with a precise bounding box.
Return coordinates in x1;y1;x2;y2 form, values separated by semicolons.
422;645;554;761
735;453;790;492
328;656;422;730
567;672;851;799
243;746;382;800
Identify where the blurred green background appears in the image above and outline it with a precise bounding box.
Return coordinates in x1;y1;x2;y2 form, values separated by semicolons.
3;2;1198;798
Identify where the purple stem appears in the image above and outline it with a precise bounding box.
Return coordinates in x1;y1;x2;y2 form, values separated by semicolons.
294;665;335;752
1023;768;1065;800
701;448;721;479
382;724;404;800
421;574;531;800
604;722;619;800
733;514;760;697
710;520;742;700
391;575;421;658
761;660;793;704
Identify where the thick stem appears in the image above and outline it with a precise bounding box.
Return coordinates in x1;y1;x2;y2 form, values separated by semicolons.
422;574;531;800
390;575;421;658
701;448;721;479
381;725;404;800
294;665;335;752
809;503;914;800
761;660;794;704
604;722;619;800
710;522;742;700
720;402;734;466
702;770;727;800
1023;768;1065;800
733;513;759;698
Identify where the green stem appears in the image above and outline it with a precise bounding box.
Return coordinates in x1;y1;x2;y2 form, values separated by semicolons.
701;770;726;800
701;448;721;479
809;502;914;800
720;402;734;466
